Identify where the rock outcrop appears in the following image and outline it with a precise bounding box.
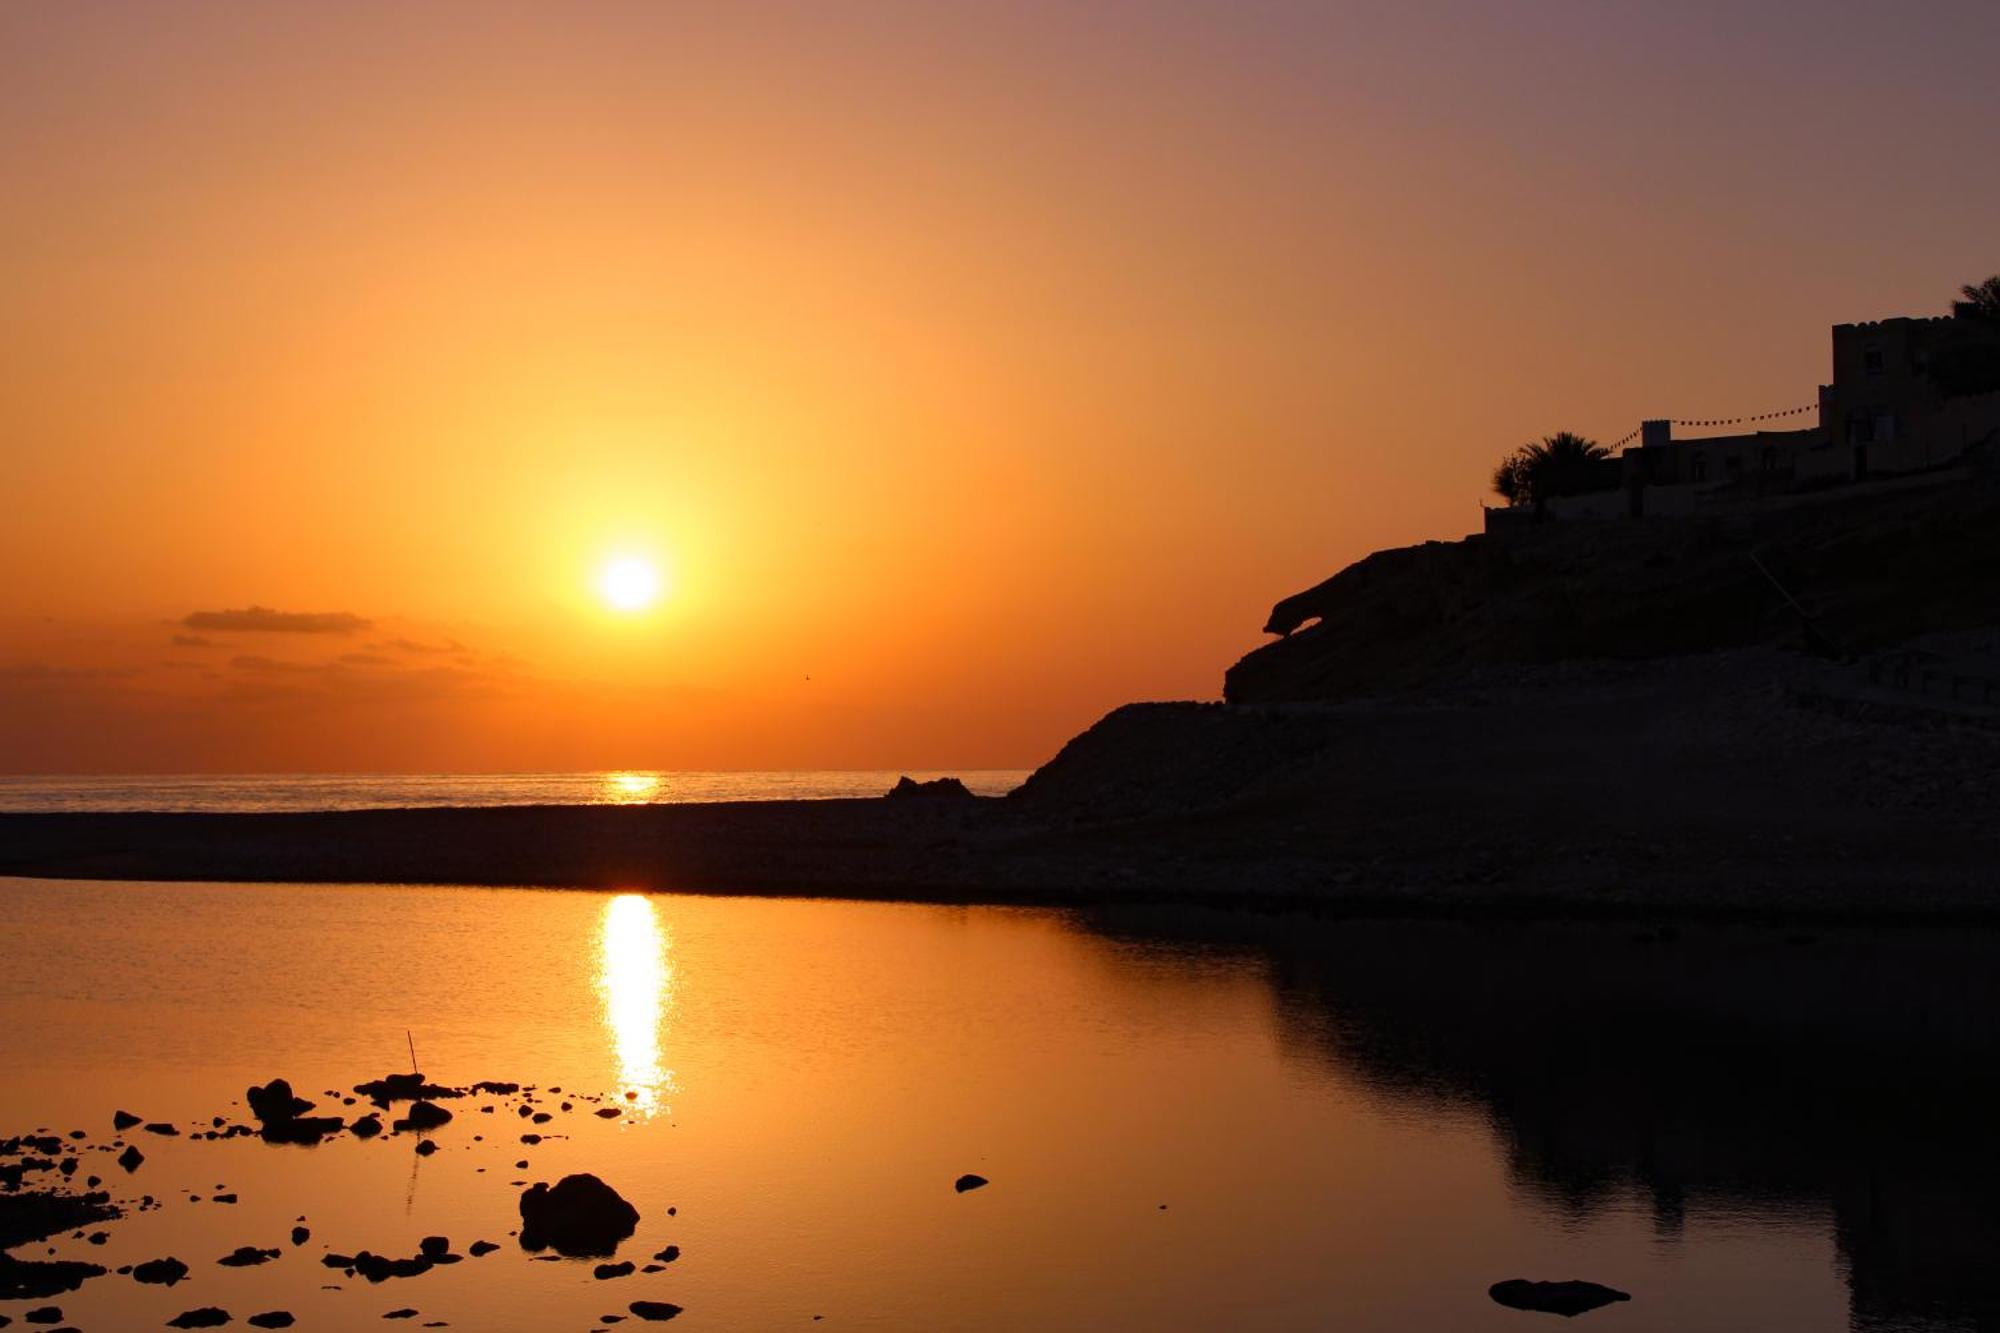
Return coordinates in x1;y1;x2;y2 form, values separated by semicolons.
1229;469;2000;704
517;1174;639;1257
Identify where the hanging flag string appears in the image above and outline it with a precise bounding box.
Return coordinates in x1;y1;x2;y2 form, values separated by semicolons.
1601;402;1816;447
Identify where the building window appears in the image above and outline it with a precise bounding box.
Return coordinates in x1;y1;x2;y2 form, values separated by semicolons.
1874;410;1897;443
1848;413;1875;444
1864;343;1885;375
1761;447;1778;471
1691;453;1707;482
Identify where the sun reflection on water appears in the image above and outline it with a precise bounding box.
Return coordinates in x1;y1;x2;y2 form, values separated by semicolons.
597;893;674;1118
603;771;663;803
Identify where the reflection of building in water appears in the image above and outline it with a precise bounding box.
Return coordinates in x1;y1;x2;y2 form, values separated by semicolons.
1085;912;2000;1333
597;893;675;1117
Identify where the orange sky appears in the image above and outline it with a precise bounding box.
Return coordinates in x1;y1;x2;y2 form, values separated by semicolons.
3;1;1997;772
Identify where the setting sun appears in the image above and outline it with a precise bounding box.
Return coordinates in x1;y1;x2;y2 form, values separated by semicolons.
598;556;663;612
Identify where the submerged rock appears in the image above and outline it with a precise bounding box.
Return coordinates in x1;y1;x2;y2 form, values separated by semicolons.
629;1301;683;1322
349;1114;383;1139
132;1257;191;1286
396;1102;452;1132
246;1080;314;1125
517;1174;640;1257
247;1079;343;1145
217;1246;280;1267
246;1315;296;1329
112;1111;142;1131
592;1261;634;1279
1489;1279;1632;1317
354;1074;460;1103
467;1241;499;1257
350;1251;433;1282
117;1145;144;1172
166;1309;232;1329
953;1174;989;1193
0;1188;121;1251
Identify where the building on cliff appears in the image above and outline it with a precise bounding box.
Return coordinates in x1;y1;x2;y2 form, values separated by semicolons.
1486;312;2000;530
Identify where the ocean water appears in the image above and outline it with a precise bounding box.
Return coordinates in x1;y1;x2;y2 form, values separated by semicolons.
0;770;1029;813
3;880;1993;1330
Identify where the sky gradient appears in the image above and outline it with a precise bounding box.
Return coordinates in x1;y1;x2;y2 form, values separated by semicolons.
4;0;1998;771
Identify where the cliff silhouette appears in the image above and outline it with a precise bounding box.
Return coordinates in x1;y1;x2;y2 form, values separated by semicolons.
1228;459;2000;704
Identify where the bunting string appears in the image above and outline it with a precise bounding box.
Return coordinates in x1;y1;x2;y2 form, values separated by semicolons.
1602;401;1817;447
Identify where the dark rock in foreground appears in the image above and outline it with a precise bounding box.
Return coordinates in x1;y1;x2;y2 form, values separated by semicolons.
246;1080;313;1125
167;1309;232;1329
1489;1279;1632;1317
953;1174;988;1193
217;1246;279;1267
246;1315;295;1329
112;1111;142;1131
395;1102;452;1132
354;1074;460;1104
132;1256;191;1286
0;1188;121;1251
518;1174;639;1257
629;1301;683;1322
247;1078;344;1145
593;1260;634;1279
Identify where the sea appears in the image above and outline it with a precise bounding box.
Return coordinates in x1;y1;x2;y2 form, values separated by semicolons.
0;770;1029;814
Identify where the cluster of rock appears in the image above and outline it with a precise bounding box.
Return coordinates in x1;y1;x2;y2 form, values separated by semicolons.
0;1069;686;1324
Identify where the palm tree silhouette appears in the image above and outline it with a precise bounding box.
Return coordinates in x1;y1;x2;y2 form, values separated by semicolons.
1958;275;2000;321
1491;432;1613;510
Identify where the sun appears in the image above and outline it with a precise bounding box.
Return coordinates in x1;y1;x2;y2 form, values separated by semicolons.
597;556;663;611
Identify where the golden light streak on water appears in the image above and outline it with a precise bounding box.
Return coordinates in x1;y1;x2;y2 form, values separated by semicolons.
602;771;663;802
597;893;674;1117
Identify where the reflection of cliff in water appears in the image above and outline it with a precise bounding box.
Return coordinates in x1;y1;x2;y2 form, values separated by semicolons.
1084;911;2000;1333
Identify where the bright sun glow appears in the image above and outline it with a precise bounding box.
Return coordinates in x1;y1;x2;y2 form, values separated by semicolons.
597;556;662;611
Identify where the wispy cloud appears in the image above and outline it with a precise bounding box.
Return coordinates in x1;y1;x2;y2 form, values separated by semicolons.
169;633;213;647
377;637;469;656
183;606;371;634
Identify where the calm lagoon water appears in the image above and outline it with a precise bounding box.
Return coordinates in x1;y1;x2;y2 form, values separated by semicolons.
2;879;1994;1331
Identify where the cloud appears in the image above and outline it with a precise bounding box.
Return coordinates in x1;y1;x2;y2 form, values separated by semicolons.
377;637;469;656
339;652;394;666
229;654;317;674
170;633;213;647
183;606;371;634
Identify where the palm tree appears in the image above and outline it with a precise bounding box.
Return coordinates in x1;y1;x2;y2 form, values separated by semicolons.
1491;432;1613;509
1958;275;2000;320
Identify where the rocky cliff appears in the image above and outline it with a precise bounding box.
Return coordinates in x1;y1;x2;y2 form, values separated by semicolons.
1226;466;2000;703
